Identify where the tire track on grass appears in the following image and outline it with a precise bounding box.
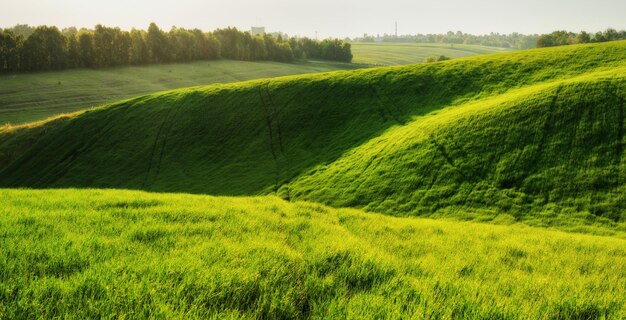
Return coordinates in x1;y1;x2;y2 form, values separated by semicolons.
264;83;294;199
152;100;185;183
142;99;183;189
33;113;118;187
142;113;172;188
259;83;295;198
369;84;405;125
258;85;282;193
265;83;286;154
430;137;468;181
523;85;562;202
605;85;625;162
532;86;562;168
607;85;625;187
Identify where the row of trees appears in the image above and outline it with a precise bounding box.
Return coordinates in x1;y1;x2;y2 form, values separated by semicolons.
355;28;626;50
424;55;451;63
536;29;626;48
212;28;352;63
354;32;539;50
0;24;352;73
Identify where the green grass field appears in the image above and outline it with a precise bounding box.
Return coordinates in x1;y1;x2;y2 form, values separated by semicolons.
2;41;624;230
0;59;359;125
350;42;511;65
0;44;505;125
1;41;626;318
1;188;625;319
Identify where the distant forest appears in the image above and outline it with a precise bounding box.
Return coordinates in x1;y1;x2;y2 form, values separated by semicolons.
0;23;353;73
535;29;626;47
353;28;626;50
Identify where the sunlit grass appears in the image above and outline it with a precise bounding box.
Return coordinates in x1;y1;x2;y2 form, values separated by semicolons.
1;188;624;319
350;42;510;65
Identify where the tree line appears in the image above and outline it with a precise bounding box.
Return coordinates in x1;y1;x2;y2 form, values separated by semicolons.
0;23;352;73
354;28;626;50
536;29;626;47
354;32;538;50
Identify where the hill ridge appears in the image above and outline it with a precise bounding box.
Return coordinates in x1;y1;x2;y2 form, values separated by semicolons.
1;41;625;229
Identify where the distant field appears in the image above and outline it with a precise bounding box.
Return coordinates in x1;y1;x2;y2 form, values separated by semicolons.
350;42;511;65
1;188;625;319
0;60;358;125
0;44;509;125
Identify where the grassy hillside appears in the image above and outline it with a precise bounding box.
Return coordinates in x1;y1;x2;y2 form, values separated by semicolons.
1;189;625;319
0;59;358;125
0;44;509;125
1;41;625;230
288;68;626;229
350;42;510;65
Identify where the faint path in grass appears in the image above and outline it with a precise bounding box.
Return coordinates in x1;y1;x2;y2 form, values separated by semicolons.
0;59;359;125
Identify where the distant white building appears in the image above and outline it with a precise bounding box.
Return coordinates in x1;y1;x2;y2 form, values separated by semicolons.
251;27;265;36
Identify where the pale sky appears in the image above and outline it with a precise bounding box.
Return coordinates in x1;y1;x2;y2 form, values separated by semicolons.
1;0;624;39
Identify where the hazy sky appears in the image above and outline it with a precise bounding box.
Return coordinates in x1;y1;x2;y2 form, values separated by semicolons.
1;0;625;38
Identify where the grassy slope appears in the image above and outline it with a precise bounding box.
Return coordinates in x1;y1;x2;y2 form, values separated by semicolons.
1;189;625;319
0;43;504;125
0;41;625;230
0;60;359;125
350;42;510;65
288;67;626;230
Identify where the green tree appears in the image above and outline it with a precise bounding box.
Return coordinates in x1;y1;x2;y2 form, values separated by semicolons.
20;26;66;71
319;39;352;62
113;28;131;65
250;36;268;60
147;23;168;63
536;34;554;47
6;24;35;38
424;55;450;63
129;29;148;65
66;34;80;68
94;25;115;67
603;28;619;41
0;30;22;72
169;27;196;62
191;29;219;60
576;31;591;44
77;31;95;68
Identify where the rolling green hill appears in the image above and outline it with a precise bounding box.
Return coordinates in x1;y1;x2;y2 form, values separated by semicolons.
1;41;625;232
0;43;506;126
1;188;625;319
0;59;359;125
350;42;511;65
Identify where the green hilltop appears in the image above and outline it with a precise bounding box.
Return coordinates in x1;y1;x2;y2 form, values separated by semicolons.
1;41;625;231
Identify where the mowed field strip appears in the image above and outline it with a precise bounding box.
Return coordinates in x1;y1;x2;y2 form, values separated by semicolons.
0;60;359;125
0;43;507;125
350;42;511;65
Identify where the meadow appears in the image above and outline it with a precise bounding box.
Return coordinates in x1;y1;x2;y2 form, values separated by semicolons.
2;41;624;230
0;59;358;125
1;188;625;319
349;42;510;65
1;41;626;319
0;43;505;125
